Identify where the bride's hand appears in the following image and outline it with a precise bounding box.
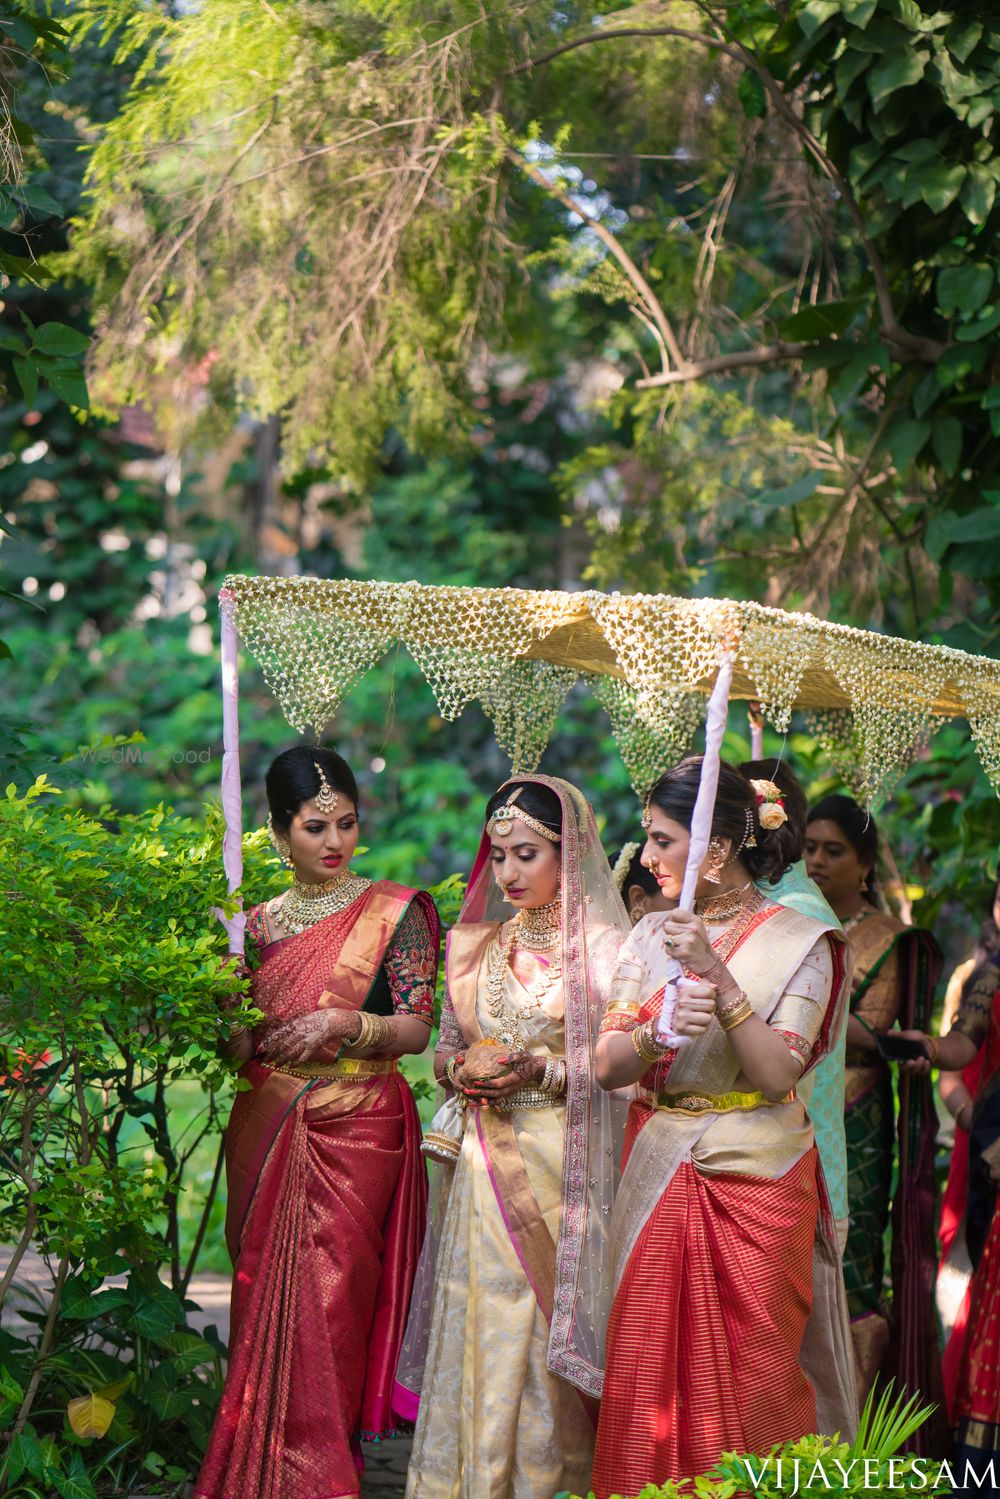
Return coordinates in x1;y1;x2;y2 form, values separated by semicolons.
660;909;720;979
259;1010;359;1066
460;1051;545;1104
672;978;718;1038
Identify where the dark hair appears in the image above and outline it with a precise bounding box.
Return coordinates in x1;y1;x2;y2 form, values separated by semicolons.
621;844;660;899
647;755;800;885
739;758;808;847
265;745;359;832
806;793;878;874
484;780;562;840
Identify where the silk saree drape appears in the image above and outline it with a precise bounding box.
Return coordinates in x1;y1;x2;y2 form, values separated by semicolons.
195;883;438;1499
592;902;854;1497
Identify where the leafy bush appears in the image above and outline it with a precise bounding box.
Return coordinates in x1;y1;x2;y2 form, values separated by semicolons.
0;777;252;1495
565;1386;954;1499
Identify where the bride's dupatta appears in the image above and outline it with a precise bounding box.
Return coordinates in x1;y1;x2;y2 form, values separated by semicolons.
395;777;630;1410
196;882;439;1499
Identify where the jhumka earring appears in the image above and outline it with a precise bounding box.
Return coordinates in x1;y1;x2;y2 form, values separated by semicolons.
267;813;294;869
705;836;727;885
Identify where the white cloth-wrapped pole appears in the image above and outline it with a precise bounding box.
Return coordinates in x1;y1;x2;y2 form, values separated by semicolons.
749;704;764;759
655;650;736;1045
217;594;246;956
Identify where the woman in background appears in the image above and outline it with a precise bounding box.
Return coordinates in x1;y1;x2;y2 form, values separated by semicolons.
937;869;1000;1417
804;794;942;1426
612;839;674;925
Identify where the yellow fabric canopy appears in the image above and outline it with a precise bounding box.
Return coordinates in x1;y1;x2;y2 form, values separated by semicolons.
221;576;1000;799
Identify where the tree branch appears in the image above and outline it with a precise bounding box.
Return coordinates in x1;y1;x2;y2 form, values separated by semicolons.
635;340;812;386
506;144;684;372
510;13;947;362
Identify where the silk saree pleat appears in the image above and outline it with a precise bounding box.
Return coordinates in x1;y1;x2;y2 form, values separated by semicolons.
593;1139;820;1497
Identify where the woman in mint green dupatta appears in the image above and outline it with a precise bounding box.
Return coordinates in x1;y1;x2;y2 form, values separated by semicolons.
740;762;849;1242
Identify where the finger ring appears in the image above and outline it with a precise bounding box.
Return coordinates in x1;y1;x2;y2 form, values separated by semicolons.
665;937;676;951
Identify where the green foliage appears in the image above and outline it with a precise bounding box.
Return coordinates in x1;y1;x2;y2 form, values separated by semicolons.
561;1386;950;1499
56;0;999;637
0;0;90;412
0;777;250;1494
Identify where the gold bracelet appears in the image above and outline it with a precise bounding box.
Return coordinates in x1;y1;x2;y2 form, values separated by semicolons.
717;995;754;1032
632;1021;668;1063
345;1012;392;1052
444;1054;461;1086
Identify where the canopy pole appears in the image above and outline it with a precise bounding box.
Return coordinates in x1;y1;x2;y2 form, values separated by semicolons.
655;649;735;1045
748;701;764;759
217;591;246;956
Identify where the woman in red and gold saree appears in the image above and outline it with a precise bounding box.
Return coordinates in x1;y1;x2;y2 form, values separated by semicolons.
397;776;630;1499
592;759;854;1497
195;747;439;1499
903;951;1000;1481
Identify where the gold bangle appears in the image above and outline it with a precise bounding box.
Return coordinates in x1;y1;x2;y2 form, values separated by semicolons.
717;997;754;1033
345;1012;392;1052
632;1021;667;1063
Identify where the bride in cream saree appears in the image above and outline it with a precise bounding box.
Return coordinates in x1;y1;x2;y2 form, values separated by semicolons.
397;775;630;1499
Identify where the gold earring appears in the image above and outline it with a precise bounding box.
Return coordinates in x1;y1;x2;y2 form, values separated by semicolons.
631;896;648;926
705;837;726;885
267;813;294;870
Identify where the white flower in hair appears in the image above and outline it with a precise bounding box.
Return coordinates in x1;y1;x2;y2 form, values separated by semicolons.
612;841;641;893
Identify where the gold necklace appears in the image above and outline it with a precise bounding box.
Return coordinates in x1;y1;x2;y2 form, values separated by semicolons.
277;870;373;936
487;919;526;1047
515;898;562;951
693;879;756;924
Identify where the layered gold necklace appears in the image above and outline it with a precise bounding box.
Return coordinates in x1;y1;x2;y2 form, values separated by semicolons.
515;898;562;951
693;879;757;924
487;901;563;1045
277;870;373;936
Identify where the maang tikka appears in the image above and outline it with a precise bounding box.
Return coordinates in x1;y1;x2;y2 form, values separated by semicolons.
313;762;339;815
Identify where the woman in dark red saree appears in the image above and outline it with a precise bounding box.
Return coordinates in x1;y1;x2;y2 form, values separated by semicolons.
195;747;439;1499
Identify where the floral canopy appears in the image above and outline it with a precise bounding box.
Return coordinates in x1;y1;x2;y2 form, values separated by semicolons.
220;575;1000;803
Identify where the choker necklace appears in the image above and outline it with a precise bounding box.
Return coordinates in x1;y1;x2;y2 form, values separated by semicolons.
693;880;756;924
515;899;562;951
278;871;373;936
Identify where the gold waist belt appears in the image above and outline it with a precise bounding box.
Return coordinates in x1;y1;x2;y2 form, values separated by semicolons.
641;1087;790;1114
490;1085;562;1113
272;1057;398;1081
